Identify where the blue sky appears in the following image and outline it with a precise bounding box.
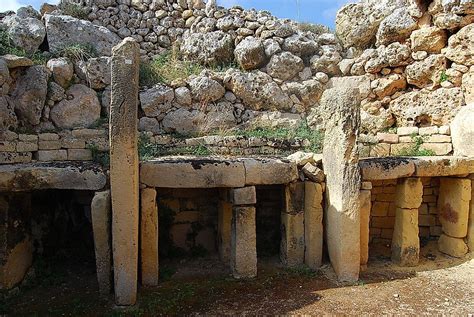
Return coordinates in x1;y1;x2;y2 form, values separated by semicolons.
2;0;353;27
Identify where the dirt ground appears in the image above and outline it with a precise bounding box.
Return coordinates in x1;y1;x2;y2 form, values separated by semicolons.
3;241;473;316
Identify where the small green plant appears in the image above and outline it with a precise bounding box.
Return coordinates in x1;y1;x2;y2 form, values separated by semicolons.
55;43;97;62
87;144;110;167
283;266;318;278
139;133;213;159
59;2;89;20
394;134;436;157
439;71;449;83
139;51;203;87
298;22;331;35
0;29;47;64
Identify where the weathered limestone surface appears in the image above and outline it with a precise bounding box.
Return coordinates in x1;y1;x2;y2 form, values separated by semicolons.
468;177;474;252
229;186;256;205
0;162;106;192
413;156;474;177
140;188;159;287
438;234;468;258
91;190;112;296
281;182;305;267
392;208;420;266
359;189;371;268
438;178;471;238
140;157;298;188
321;87;361;282
231;206;257;279
359;157;415;181
451;104;474;157
218;193;232;263
0;194;32;290
304;182;323;270
109;38;140;306
392;178;422;266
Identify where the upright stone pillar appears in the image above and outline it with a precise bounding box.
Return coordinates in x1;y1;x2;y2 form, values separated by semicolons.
281;182;305;267
140;188;159;286
321;87;361;282
91;190;112;296
467;176;474;252
0;194;32;290
438;178;471;257
392;178;422;266
230;186;257;279
359;189;371;269
218;189;232;263
109;38;140;306
304;181;323;269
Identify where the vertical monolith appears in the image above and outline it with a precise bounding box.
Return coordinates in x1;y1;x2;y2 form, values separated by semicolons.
140;188;159;286
321;87;361;282
109;37;140;306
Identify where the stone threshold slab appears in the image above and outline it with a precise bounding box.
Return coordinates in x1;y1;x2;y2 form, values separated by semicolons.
360;156;474;181
0;161;107;192
140;156;298;188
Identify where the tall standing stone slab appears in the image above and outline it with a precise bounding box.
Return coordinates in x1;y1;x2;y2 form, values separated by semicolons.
91;190;112;296
281;182;305;268
304;182;323;270
218;189;232;263
231;206;257;279
438;178;471;239
140;188;159;287
109;38;140;306
359;189;371;268
467;176;474;252
321;87;361;282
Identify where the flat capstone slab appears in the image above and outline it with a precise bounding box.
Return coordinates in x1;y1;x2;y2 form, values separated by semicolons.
0;161;107;192
140;156;298;188
359;156;474;181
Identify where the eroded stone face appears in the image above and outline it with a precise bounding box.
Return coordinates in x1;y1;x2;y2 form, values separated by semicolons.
438;178;471;239
451;104;474;157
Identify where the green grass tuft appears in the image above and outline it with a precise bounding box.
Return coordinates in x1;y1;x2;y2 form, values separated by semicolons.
298;22;332;35
394;134;436;157
59;2;89;20
0;29;47;64
55;43;97;62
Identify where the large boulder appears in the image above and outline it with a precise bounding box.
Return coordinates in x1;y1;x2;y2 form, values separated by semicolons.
227;70;292;111
365;42;412;73
44;15;121;56
46;58;74;89
181;31;234;65
266;52;304;81
234;37;266;70
405;54;447;88
139;84;175;118
0;96;18;131
282;34;319;57
75;57;111;90
443;24;474;66
389;87;465;126
336;0;422;49
188;76;225;102
310;45;343;76
3;15;45;54
281;80;324;108
462;67;474;104
410;27;447;54
451;103;474;157
375;8;417;46
50;84;101;129
428;0;474;15
11;65;49;126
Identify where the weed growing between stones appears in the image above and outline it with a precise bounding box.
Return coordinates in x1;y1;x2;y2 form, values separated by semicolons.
394;134;436;156
55;43;97;62
0;30;47;64
439;70;450;83
87;144;110;167
58;2;89;20
138;133;212;160
298;22;332;35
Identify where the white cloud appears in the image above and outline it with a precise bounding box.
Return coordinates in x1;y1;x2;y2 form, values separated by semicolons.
1;0;26;12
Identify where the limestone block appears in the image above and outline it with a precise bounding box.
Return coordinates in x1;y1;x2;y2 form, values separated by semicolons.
140;159;246;188
302;163;325;183
438;234;468;258
359;157;415;181
218;198;232;263
16;142;37;152
304;182;323;269
35;150;67;161
91;190;112;295
467;178;474;252
109;38;140;306
230;186;256;205
438;178;471;238
242;158;298;185
413;156;474;177
0;152;32;164
281;212;305;268
231;206;257;279
392;208;419;267
67;149;92;161
140;188;159;287
321;87;361;282
395;178;423;209
420;143;453;156
451;104;474;157
283;182;305;215
359;190;371;267
0;194;33;289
